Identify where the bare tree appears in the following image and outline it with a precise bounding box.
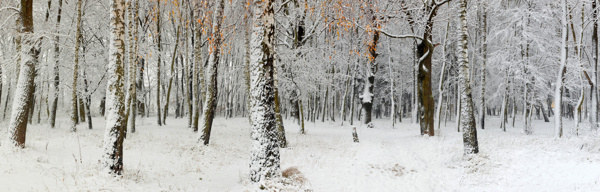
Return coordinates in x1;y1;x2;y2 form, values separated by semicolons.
101;0;127;175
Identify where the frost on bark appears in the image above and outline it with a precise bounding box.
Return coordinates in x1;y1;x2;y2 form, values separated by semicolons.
162;26;180;125
101;0;127;175
199;0;226;145
458;0;479;154
49;0;63;128
249;0;280;183
71;0;83;132
192;0;202;132
591;0;598;130
360;4;380;128
479;1;487;130
127;0;139;133
555;0;568;138
8;0;40;147
156;0;162;126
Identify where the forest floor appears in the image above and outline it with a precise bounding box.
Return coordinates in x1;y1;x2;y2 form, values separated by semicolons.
1;115;600;191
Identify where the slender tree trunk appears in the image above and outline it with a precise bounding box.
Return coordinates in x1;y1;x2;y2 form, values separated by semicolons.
387;40;395;129
156;0;162;126
199;0;226;145
84;71;92;129
555;0;568;138
458;0;479;154
591;0;598;130
479;1;487;130
162;27;180;124
436;19;450;132
49;0;63;128
101;0;126;175
192;1;202;132
70;0;83;132
274;66;287;148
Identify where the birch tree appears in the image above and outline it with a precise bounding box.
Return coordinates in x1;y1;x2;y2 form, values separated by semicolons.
71;0;83;132
458;0;479;154
101;0;127;175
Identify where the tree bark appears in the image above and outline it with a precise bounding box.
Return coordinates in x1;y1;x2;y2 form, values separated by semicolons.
555;0;568;138
458;0;479;154
9;0;39;147
199;0;226;145
249;0;280;182
70;0;83;132
156;0;162;126
101;0;127;175
49;0;63;128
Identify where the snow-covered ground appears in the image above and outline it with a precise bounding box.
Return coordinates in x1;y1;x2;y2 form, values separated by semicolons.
1;116;599;191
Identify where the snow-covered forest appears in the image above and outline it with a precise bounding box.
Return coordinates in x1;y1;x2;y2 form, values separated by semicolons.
1;0;600;191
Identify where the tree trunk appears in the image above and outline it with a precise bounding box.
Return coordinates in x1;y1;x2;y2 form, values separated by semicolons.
479;1;487;130
101;0;126;175
555;0;568;138
458;0;479;154
192;0;202;132
162;27;180;124
49;0;63;128
84;71;92;129
274;67;287;148
9;0;39;147
591;0;598;130
249;0;280;182
156;0;162;126
70;0;83;132
199;0;225;145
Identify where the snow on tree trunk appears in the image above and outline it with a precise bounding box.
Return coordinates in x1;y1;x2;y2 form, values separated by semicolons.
199;0;225;145
162;26;180;125
192;0;202;132
8;0;39;147
479;1;487;130
273;68;287;148
387;40;395;129
70;0;83;132
249;0;280;183
128;0;139;134
436;19;450;132
555;0;568;138
101;0;126;175
156;0;162;127
49;0;63;129
458;0;479;154
591;0;598;131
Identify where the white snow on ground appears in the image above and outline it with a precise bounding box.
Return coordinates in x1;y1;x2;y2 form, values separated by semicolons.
1;116;600;191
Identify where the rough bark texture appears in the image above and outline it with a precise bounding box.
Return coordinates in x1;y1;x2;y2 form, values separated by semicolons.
101;0;126;175
192;0;202;132
458;0;479;154
249;0;281;183
591;0;598;130
156;0;162;126
479;1;487;130
49;0;63;128
9;0;38;147
71;0;83;132
199;0;225;145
